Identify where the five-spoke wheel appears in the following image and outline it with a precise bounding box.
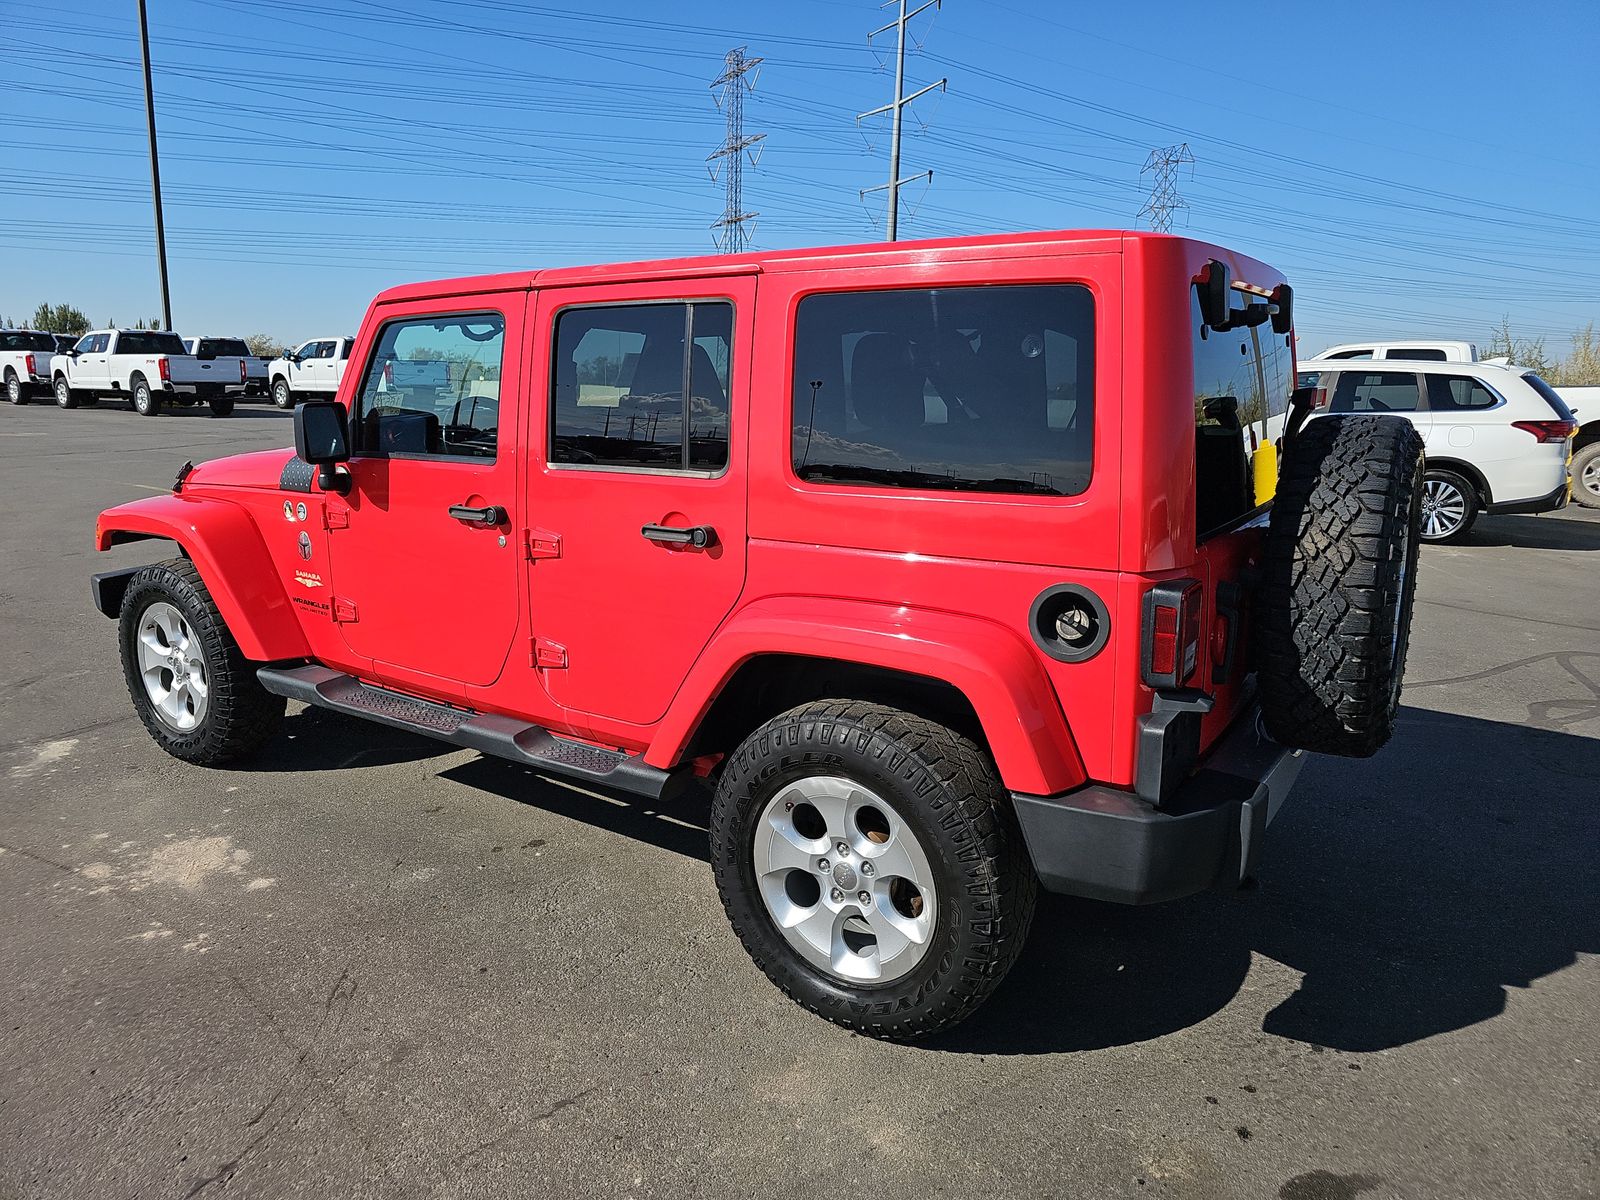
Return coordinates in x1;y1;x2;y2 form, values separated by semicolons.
135;600;209;733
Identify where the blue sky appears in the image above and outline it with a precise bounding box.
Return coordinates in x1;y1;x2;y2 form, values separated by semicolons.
4;0;1597;355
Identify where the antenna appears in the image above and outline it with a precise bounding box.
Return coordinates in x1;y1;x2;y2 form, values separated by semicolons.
708;47;765;254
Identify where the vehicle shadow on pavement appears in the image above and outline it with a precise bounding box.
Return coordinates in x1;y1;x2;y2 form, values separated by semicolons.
924;707;1600;1056
1463;514;1600;551
249;706;454;772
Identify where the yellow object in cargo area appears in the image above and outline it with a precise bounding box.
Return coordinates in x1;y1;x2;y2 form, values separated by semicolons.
1254;440;1279;506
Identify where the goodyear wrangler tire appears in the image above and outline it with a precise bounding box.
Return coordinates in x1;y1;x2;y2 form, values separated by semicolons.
1258;415;1425;758
709;700;1037;1040
118;559;285;765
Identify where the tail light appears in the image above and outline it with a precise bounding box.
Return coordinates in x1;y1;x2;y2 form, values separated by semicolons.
239;358;247;382
1511;420;1576;444
24;354;35;376
1142;579;1204;690
157;357;171;383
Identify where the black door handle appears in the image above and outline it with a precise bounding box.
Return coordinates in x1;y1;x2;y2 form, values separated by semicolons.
448;503;506;526
641;523;716;548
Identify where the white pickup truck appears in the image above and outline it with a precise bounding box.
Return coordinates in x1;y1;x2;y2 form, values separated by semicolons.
2;329;62;404
183;336;269;398
267;337;356;409
51;329;245;416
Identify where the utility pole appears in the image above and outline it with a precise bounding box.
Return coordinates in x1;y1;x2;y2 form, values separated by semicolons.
708;47;764;255
136;0;172;331
1137;143;1195;233
859;0;945;242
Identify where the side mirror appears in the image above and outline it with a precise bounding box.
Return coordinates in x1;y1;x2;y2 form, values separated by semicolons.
1197;259;1233;330
293;401;351;493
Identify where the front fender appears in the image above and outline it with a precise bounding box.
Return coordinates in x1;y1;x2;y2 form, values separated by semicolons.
647;597;1086;796
95;493;309;662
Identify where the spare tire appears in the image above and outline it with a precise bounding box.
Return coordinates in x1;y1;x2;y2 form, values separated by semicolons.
1257;415;1424;757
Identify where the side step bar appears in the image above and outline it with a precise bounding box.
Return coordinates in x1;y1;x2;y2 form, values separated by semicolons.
257;665;686;801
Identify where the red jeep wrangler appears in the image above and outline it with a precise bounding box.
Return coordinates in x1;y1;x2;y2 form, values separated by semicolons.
92;231;1423;1039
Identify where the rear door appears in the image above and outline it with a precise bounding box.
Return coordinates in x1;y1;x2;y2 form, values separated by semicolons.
524;275;754;726
1327;370;1431;446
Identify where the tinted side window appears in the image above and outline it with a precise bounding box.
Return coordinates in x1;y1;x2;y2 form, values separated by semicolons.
791;284;1094;497
1388;348;1448;361
353;313;504;459
1426;375;1500;411
339;339;353;360
550;302;732;472
1329;372;1421;413
1327;350;1373;359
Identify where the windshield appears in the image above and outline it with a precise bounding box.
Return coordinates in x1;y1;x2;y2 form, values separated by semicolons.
0;331;58;352
196;338;249;358
117;331;188;356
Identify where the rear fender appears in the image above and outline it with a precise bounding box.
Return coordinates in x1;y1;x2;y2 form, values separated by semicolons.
95;493;309;662
648;597;1087;796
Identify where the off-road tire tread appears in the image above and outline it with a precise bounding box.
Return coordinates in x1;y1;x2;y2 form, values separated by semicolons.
1258;415;1424;758
709;699;1036;1041
118;558;285;765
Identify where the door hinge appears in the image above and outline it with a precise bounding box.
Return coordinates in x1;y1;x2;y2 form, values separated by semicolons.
333;596;358;623
530;636;567;669
523;527;561;560
323;503;350;530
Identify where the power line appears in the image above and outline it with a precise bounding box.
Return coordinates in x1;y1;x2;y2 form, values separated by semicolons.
858;0;946;241
708;47;764;254
1137;142;1194;233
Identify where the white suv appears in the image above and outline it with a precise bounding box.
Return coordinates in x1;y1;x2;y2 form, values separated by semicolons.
1296;360;1575;542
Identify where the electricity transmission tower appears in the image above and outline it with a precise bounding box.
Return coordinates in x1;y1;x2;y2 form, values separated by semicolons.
859;0;946;241
708;47;765;254
1137;143;1195;233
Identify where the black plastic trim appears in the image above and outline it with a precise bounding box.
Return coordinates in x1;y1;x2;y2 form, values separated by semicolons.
1027;583;1111;664
278;458;315;493
1012;705;1306;905
90;566;141;618
1486;480;1569;516
1134;689;1214;805
256;665;686;801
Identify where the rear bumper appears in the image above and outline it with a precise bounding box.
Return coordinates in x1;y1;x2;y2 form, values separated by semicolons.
1486;478;1569;516
1011;706;1307;905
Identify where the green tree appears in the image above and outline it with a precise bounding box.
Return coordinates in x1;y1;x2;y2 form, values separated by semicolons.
245;333;286;358
30;303;90;335
1547;323;1600;387
1482;316;1551;373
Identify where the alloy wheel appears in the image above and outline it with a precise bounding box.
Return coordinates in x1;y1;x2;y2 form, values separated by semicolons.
753;775;937;984
1420;476;1468;539
136;601;209;732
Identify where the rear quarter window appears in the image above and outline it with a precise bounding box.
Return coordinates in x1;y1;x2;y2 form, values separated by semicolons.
790;284;1095;497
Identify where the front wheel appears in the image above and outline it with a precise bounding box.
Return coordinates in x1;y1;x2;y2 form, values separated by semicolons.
710;700;1037;1040
1418;469;1479;543
271;379;294;410
132;377;162;417
54;376;79;409
1571;442;1600;511
5;370;26;405
118;559;285;765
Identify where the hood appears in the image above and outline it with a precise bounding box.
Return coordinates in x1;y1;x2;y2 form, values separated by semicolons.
182;448;299;491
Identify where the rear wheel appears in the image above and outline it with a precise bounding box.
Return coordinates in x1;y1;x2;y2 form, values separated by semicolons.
131;376;162;416
271;378;294;410
209;396;235;418
709;700;1036;1040
54;376;79;409
1258;415;1425;758
5;370;25;405
1418;469;1478;542
1571;442;1600;511
118;559;285;765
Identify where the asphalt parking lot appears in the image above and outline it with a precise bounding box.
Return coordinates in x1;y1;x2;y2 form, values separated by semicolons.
2;399;1596;1200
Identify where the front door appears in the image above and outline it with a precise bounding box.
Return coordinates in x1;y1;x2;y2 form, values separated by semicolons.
325;298;525;693
78;333;110;390
526;276;755;727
